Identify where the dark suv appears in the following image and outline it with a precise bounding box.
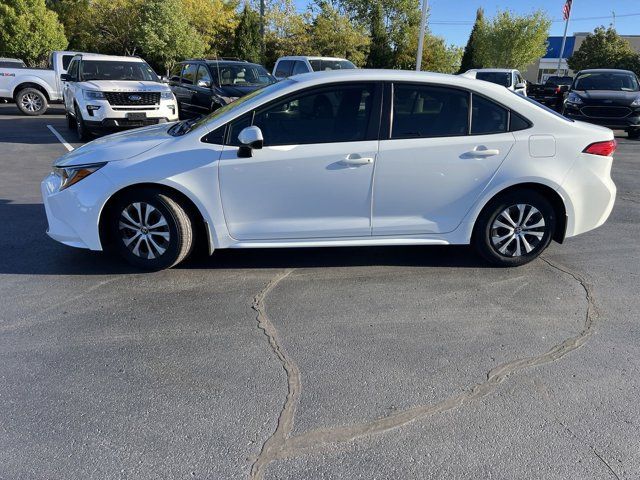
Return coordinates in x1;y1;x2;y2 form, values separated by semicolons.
168;59;275;118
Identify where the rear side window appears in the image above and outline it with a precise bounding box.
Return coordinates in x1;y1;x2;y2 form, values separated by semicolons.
471;95;508;134
275;60;293;78
391;84;469;138
182;63;197;85
292;61;308;75
509;111;531;131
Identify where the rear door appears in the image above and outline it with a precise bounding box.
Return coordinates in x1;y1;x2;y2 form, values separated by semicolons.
192;64;214;114
372;83;516;235
218;82;381;240
175;63;197;115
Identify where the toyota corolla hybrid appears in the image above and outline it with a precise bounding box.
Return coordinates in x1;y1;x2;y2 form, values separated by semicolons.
42;70;617;270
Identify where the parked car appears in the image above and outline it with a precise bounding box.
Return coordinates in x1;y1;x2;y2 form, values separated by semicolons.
562;69;640;139
168;59;275;118
62;53;179;140
0;57;27;68
42;70;617;270
535;75;573;111
463;69;527;96
272;56;356;80
0;51;79;115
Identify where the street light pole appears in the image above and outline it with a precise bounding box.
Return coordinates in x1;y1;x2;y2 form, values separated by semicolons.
416;0;429;71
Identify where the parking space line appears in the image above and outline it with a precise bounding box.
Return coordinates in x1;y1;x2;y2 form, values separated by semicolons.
46;125;74;152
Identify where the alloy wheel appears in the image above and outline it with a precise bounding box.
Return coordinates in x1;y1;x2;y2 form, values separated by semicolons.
490;204;546;257
20;93;43;113
118;202;171;259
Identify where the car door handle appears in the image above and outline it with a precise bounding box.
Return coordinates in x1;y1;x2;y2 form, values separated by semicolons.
465;147;500;157
341;155;374;166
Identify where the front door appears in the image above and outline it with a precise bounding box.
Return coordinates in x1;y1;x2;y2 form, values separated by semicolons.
373;83;515;235
218;82;381;240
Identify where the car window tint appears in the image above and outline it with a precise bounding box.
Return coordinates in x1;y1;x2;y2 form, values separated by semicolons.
228;113;253;146
182;64;197;85
275;60;293;78
196;65;212;86
292;61;308;75
471;95;508;135
169;63;183;82
391;84;469;138
202;125;226;145
62;55;74;70
252;83;375;146
67;60;78;79
509;111;531;131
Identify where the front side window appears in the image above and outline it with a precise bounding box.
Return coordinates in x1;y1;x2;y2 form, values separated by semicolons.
309;59;356;71
252;83;375;146
275;60;293;78
62;55;74;70
169;63;183;82
196;65;212;86
66;60;79;79
392;84;469;138
181;63;197;85
292;61;308;75
216;64;274;86
476;71;512;88
471;95;508;134
79;60;159;82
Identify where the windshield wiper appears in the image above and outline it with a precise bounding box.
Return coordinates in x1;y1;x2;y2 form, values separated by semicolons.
169;118;198;136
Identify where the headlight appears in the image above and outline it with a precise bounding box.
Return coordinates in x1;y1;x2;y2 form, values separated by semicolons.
631;95;640;107
566;92;583;105
53;163;106;191
83;90;105;100
160;91;174;100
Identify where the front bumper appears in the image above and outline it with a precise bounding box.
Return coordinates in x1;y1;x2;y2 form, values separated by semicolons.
41;170;114;250
77;97;179;132
564;104;640;130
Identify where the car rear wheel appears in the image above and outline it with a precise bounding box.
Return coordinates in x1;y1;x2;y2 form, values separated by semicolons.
16;88;48;116
473;190;556;267
109;189;194;270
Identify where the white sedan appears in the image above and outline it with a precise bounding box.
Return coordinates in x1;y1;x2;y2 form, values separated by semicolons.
42;70;617;269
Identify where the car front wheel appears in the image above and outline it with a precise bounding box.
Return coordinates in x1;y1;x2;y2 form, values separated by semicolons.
109;190;194;270
16;88;48;116
473;190;556;267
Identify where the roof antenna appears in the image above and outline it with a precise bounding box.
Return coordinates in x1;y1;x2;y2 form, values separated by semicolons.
214;50;222;87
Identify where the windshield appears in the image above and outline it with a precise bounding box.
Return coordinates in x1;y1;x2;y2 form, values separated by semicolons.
475;72;512;87
214;64;274;86
79;60;160;82
574;72;639;92
308;59;356;71
169;79;295;136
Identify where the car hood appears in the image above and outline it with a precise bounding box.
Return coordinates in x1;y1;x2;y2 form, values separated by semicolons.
54;123;174;167
81;80;170;92
573;90;640;104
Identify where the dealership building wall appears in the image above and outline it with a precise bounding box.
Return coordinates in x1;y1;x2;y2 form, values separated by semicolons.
523;33;640;83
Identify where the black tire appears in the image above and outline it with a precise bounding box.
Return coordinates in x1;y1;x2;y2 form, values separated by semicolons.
109;189;194;270
66;111;75;130
74;104;90;141
628;129;640;140
15;88;48;116
473;190;556;267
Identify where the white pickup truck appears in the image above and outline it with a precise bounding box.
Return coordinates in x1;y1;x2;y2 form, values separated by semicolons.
0;51;79;115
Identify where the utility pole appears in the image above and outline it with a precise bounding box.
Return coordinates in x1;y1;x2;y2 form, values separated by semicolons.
557;0;573;75
416;0;429;71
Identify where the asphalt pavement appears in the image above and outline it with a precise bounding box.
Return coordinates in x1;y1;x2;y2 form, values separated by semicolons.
0;103;639;480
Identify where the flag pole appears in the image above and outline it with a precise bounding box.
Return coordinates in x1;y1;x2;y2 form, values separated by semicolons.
416;0;429;71
557;1;572;75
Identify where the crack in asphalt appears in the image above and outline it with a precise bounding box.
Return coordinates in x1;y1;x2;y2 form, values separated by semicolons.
250;269;299;480
250;257;597;477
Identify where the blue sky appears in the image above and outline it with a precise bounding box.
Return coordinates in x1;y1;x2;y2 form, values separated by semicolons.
295;0;640;47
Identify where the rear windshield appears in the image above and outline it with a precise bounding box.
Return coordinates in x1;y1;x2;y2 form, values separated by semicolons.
79;60;160;82
545;76;572;86
0;61;25;68
214;64;274;86
574;72;639;92
476;72;512;88
308;59;356;72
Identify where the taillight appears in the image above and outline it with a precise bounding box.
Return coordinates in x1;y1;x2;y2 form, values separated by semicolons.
555;86;561;94
583;140;617;157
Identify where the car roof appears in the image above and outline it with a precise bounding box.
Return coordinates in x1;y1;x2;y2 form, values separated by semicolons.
277;56;350;62
576;68;636;75
0;57;24;62
72;53;145;62
466;68;517;74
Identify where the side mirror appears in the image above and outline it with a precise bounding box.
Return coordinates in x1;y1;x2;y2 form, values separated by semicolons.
515;82;526;90
60;73;73;82
197;79;211;88
237;126;264;158
160;76;170;84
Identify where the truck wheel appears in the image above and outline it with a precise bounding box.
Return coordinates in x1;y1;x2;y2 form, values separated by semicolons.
74;105;90;141
16;88;48;116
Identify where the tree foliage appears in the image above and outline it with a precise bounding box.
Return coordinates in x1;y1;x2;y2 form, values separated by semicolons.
366;1;392;68
475;10;551;71
263;0;312;68
458;7;483;73
182;0;238;55
232;5;262;63
420;35;463;74
0;0;67;65
568;26;640;75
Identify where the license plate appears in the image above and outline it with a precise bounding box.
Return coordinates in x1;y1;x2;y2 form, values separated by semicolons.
126;112;146;120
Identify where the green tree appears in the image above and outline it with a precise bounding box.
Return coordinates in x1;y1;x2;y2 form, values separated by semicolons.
568;26;640;75
366;1;393;68
0;0;67;65
310;1;369;66
232;5;262;63
458;7;483;73
475;10;551;71
421;34;463;73
135;0;205;75
46;0;90;49
263;0;312;68
182;0;239;56
82;0;143;55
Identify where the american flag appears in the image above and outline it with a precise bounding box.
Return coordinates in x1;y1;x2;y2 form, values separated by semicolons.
562;0;573;21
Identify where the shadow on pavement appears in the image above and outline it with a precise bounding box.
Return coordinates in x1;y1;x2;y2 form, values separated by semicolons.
0;199;489;275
